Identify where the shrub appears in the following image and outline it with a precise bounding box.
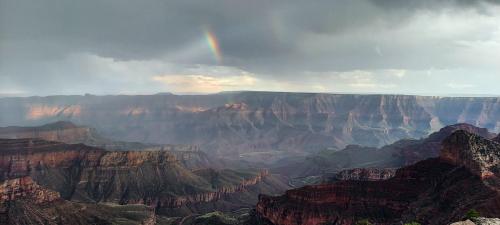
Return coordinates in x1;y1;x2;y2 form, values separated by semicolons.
404;222;421;225
465;209;480;220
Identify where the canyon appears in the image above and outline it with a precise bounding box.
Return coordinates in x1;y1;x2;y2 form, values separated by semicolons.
1;92;499;158
0;138;288;223
273;123;496;181
0;120;200;152
0;121;225;171
255;130;500;225
1;93;500;224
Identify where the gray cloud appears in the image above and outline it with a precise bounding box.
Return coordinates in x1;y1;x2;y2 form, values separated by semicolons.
1;0;500;95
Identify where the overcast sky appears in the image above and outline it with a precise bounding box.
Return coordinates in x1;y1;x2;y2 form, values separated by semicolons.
1;0;500;96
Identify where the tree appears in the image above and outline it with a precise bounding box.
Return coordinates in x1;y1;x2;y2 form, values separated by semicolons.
404;222;421;225
465;209;481;220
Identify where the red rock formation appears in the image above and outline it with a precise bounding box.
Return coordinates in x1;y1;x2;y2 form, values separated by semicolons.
0;139;274;211
138;170;270;208
441;130;500;179
0;139;104;180
0;176;158;225
397;123;497;165
277;123;496;180
256;131;500;225
0;176;60;204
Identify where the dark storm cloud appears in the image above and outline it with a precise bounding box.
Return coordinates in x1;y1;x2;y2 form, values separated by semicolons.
1;0;500;95
0;0;417;65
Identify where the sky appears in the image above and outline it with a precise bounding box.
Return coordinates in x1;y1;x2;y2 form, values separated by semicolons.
1;0;500;96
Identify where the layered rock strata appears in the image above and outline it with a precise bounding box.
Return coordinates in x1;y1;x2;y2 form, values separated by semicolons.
1;93;499;157
256;131;500;225
0;138;272;210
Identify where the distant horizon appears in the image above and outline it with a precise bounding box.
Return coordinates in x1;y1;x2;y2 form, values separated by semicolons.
1;90;500;98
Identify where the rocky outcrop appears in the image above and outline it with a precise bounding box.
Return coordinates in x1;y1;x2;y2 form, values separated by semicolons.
441;131;500;178
0;176;161;225
0;177;158;225
398;123;497;164
472;218;500;225
0;176;60;204
0;121;221;173
1;93;499;158
449;220;476;225
140;146;220;170
0;139;278;212
275;123;496;179
146;170;270;208
334;168;396;181
0;139;104;180
256;130;500;225
450;218;500;225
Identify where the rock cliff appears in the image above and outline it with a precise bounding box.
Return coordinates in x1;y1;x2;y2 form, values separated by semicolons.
0;176;60;204
256;130;500;225
274;123;496;179
450;218;500;225
0;121;222;171
0;138;284;214
1;92;499;158
441;130;500;178
0;121;94;144
0;176;158;225
397;123;497;165
0;121;204;152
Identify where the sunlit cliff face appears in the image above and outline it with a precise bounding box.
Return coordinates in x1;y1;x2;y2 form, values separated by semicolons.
26;105;81;120
120;107;150;116
174;105;208;113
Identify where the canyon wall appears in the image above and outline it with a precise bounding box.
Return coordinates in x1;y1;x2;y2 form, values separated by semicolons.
0;139;278;211
0;121;94;144
139;170;270;208
1;92;499;157
0;176;61;204
0;176;158;225
441;130;500;178
0;121;206;152
256;131;500;225
274;123;497;179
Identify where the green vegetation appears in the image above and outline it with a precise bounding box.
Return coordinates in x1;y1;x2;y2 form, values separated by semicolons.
404;222;421;225
355;219;373;225
465;209;481;220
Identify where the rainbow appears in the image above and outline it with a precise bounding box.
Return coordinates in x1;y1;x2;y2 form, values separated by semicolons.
204;27;222;63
